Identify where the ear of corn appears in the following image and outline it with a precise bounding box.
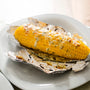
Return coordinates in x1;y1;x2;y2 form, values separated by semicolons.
14;24;90;60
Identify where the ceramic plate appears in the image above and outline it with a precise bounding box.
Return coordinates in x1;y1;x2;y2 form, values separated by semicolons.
0;72;13;90
0;14;90;90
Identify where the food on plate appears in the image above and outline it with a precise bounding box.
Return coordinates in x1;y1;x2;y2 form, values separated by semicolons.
14;19;90;60
8;18;90;74
8;48;89;74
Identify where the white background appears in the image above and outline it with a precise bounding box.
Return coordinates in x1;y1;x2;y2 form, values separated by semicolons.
0;0;72;24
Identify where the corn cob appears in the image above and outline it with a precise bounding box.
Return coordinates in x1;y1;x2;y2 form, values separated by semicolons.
26;49;74;62
14;23;90;60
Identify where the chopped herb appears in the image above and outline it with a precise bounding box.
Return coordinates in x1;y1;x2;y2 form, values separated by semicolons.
66;49;68;52
55;45;58;47
46;48;49;52
52;52;54;54
55;45;56;47
58;39;62;43
35;37;39;41
60;46;64;49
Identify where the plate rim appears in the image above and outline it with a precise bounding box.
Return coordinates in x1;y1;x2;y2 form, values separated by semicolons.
0;72;14;90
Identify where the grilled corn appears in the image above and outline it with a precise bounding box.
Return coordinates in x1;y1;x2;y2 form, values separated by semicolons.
14;23;90;60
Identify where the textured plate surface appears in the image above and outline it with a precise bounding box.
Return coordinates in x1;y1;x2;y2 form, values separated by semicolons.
0;14;90;90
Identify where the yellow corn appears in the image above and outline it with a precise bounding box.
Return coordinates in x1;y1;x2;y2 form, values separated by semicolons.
14;25;90;60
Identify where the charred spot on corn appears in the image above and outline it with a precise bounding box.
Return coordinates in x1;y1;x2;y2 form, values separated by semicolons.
75;44;80;48
68;39;72;43
53;57;56;60
46;24;48;26
47;28;49;30
50;52;54;55
54;28;58;31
